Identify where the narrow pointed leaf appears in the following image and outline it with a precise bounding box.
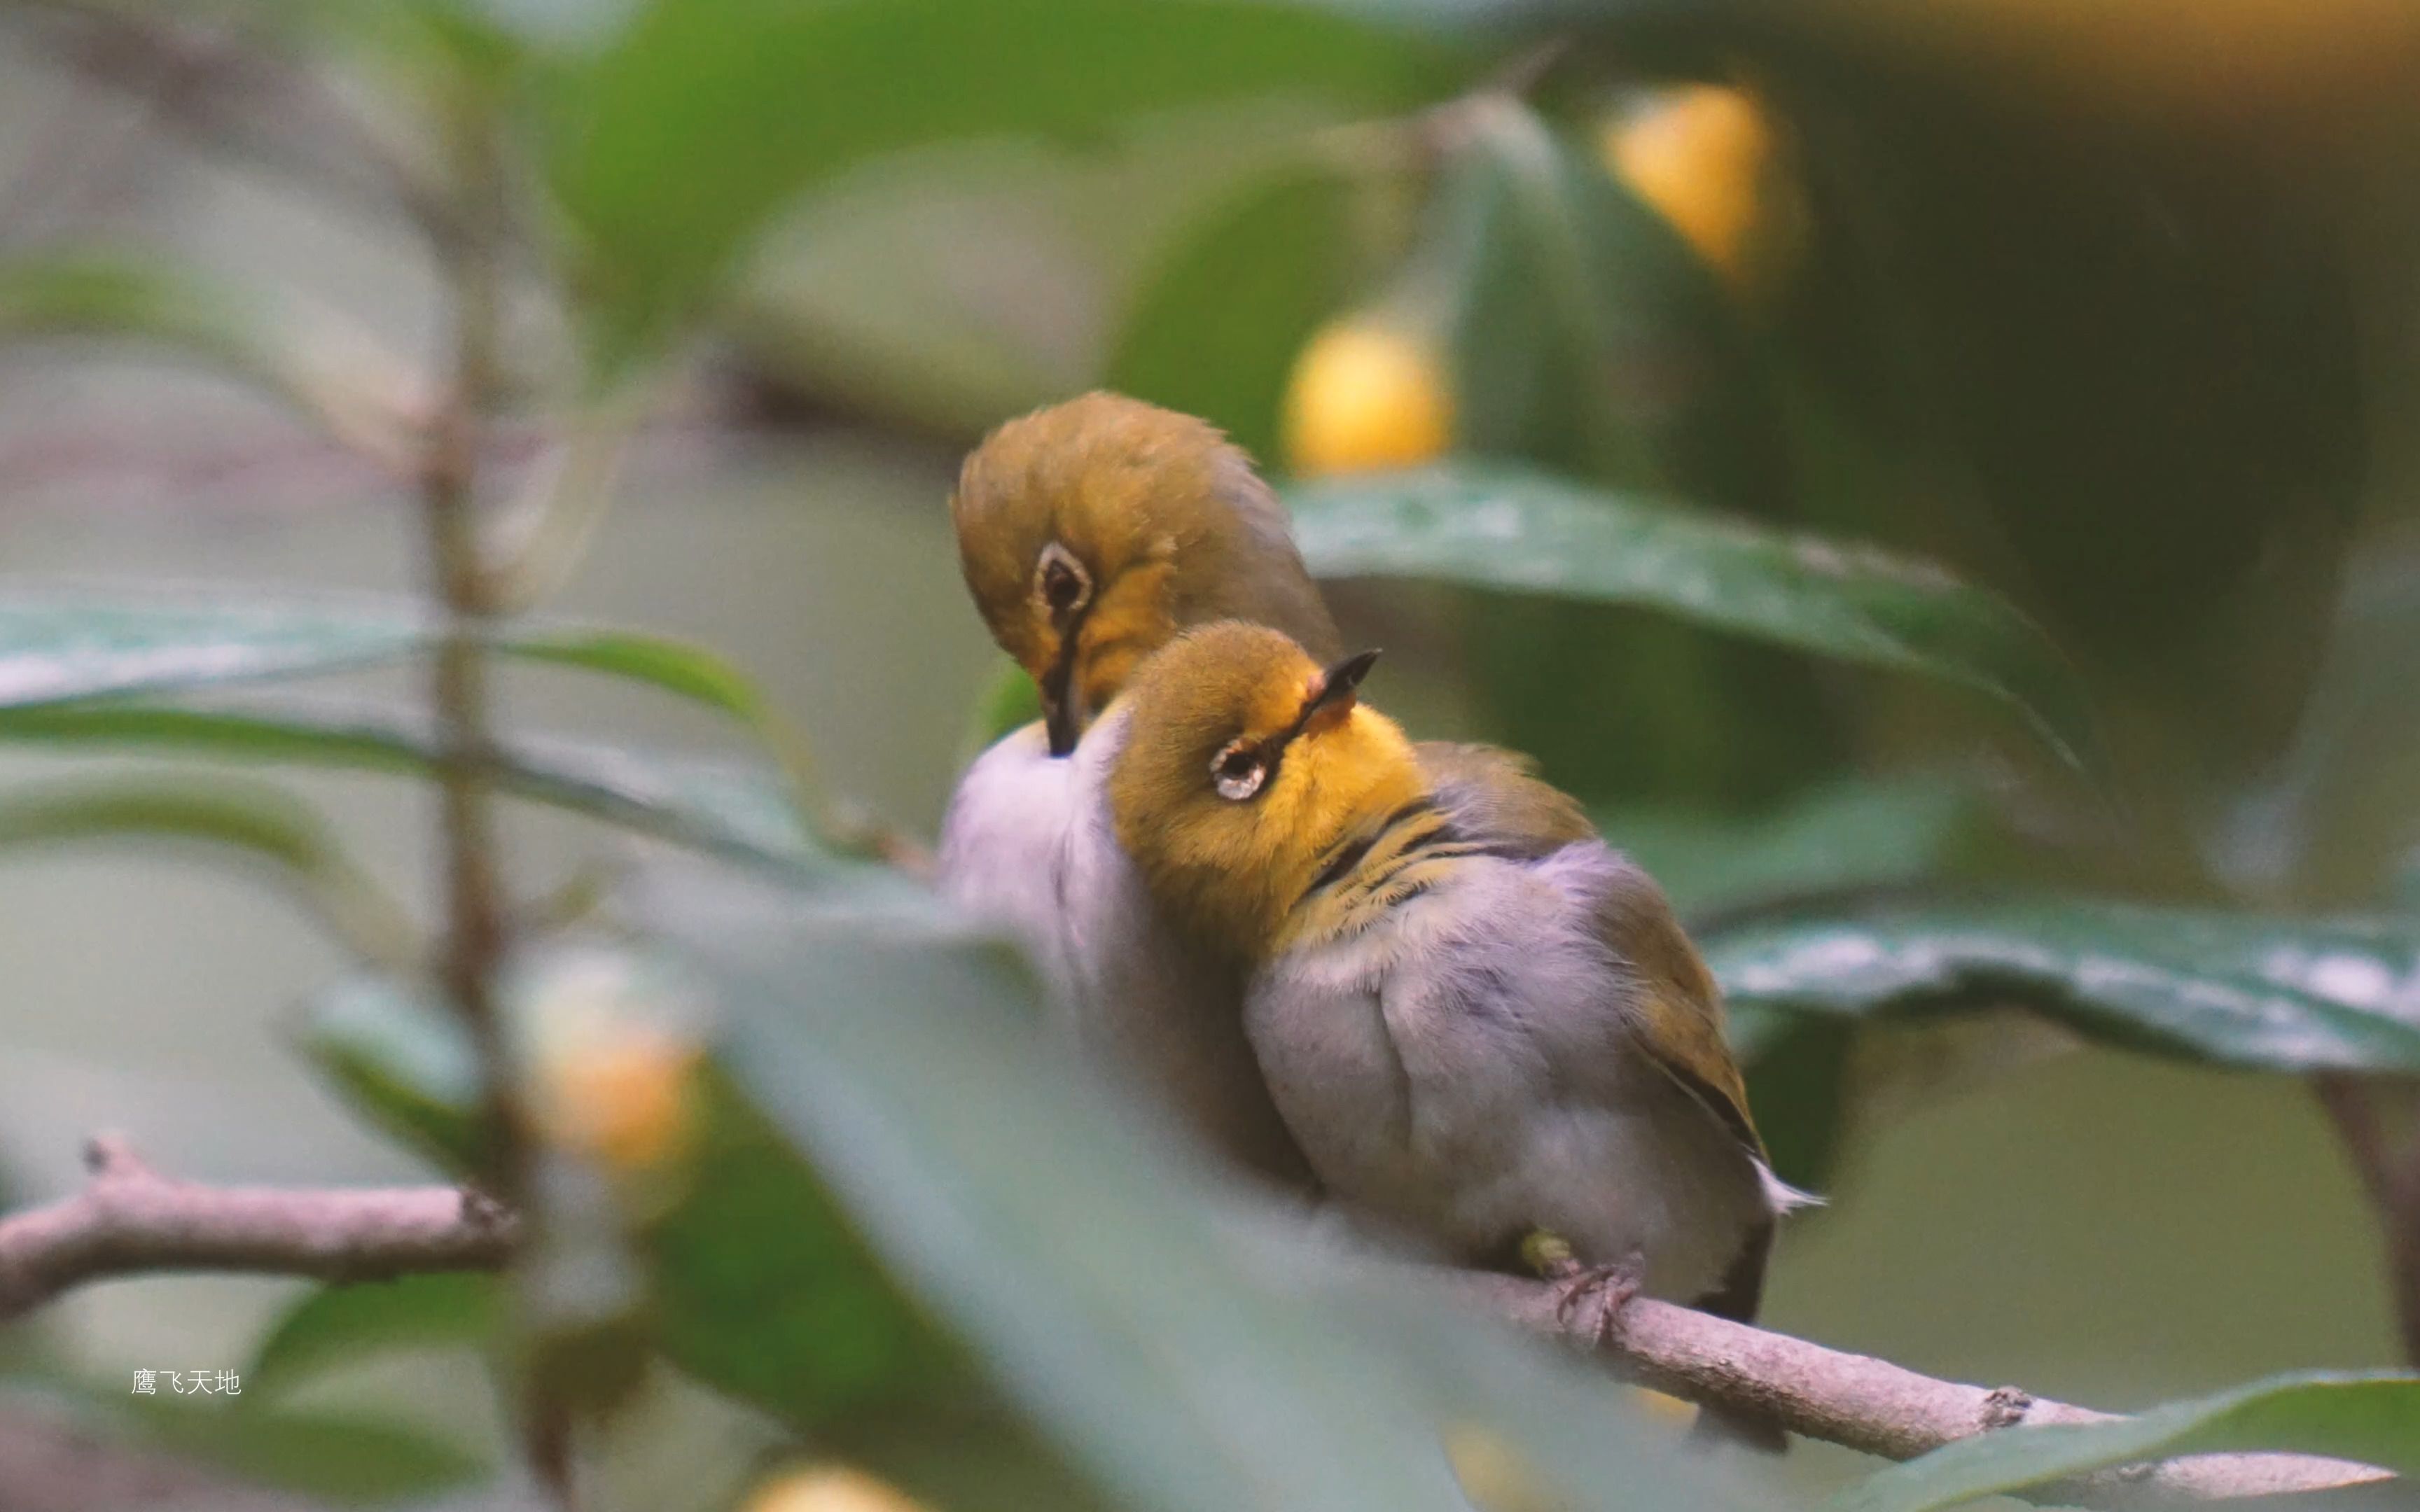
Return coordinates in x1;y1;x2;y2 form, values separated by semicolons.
1287;463;2102;772
1704;898;2420;1073
0;698;822;875
1832;1371;2418;1512
0;774;415;965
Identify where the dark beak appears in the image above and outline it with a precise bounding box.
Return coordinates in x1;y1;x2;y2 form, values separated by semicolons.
1302;648;1382;728
1040;638;1085;757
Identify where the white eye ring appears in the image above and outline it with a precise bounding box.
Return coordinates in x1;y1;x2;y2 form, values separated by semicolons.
1210;740;1267;802
1036;541;1090;618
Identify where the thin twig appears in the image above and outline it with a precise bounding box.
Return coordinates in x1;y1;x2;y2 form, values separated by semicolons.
2315;1072;2420;1363
1461;1273;2398;1506
0;1136;510;1320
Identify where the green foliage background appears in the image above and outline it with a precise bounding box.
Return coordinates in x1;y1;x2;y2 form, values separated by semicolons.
0;1;2417;1508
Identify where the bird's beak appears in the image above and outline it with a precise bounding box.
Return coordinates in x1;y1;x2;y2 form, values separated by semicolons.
1040;634;1085;757
1301;648;1381;735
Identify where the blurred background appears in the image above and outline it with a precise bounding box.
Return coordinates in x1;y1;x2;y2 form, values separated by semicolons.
1;1;2416;1508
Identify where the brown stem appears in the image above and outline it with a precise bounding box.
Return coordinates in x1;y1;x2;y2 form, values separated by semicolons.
0;1137;511;1320
2315;1072;2420;1363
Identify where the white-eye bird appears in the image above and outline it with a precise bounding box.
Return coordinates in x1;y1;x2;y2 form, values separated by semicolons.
937;393;1340;1188
1106;622;1809;1445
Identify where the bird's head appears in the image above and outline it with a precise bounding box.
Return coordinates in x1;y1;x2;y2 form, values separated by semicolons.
952;392;1341;755
1108;622;1418;960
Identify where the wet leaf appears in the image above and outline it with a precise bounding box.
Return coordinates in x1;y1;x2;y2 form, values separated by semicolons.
1289;463;2103;773
1704;898;2420;1074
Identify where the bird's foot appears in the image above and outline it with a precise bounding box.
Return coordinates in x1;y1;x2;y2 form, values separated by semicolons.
1544;1247;1646;1348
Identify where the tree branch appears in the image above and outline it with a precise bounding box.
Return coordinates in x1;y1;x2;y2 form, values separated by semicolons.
2315;1072;2420;1364
0;1144;2397;1505
0;1137;512;1320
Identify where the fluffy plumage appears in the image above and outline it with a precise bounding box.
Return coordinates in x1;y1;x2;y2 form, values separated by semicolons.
1108;624;1807;1443
952;391;1338;750
938;393;1335;1188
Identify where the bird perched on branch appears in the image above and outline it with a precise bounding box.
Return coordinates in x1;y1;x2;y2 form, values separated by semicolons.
1106;622;1809;1448
937;392;1337;1188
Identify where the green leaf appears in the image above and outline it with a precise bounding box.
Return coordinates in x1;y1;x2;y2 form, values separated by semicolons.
552;0;1454;368
1832;1371;2419;1512
672;874;1769;1512
647;1063;964;1427
0;591;798;745
1106;158;1360;465
0;698;823;876
1288;462;2103;773
0;774;418;965
963;659;1041;759
132;1399;489;1504
291;961;961;1428
1603;776;1977;920
250;1273;500;1398
0;254;421;463
0;1373;488;1505
1704;898;2420;1074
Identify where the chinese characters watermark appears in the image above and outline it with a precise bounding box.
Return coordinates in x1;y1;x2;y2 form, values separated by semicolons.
132;1369;241;1396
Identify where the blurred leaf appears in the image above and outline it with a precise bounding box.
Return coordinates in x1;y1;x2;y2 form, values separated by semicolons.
0;591;798;742
0;774;417;965
1832;1371;2420;1512
665;872;1767;1512
0;698;823;876
250;1273;500;1398
293;963;961;1429
1;1374;488;1505
297;974;488;1173
1288;463;2103;773
963;660;1041;760
132;1399;489;1504
1107;159;1358;463
0;253;422;464
648;1063;964;1427
552;0;1455;367
1433;97;1782;503
1704;899;2420;1074
1603;776;1976;919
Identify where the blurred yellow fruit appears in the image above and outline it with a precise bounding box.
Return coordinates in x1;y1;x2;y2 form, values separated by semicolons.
1602;84;1797;302
1627;1384;1700;1429
531;1025;702;1173
1280;318;1453;477
744;1464;931;1512
1442;1422;1567;1512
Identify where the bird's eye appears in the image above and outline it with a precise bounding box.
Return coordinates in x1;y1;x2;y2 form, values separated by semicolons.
1036;543;1090;620
1210;740;1267;802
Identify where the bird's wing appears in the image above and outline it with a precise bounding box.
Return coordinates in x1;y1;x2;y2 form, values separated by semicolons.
1414;741;1595;857
1586;857;1769;1165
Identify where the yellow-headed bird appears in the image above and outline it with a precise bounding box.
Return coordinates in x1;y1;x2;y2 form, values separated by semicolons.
1108;622;1809;1446
938;393;1338;1188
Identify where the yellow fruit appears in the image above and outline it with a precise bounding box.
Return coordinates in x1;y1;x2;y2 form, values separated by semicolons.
1280;318;1453;477
743;1465;931;1512
1603;84;1794;301
1628;1384;1700;1429
531;1026;701;1173
1443;1422;1567;1512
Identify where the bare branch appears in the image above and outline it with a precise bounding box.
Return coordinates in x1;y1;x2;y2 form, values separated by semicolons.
1464;1273;2398;1506
0;1136;512;1320
0;1147;2398;1506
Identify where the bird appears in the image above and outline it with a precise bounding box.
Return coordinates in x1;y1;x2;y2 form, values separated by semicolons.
936;393;1340;1189
1105;621;1809;1447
